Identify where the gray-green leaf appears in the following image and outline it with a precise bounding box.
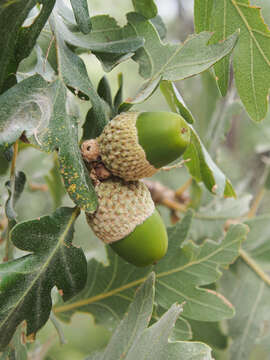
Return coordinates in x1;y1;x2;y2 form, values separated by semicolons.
132;0;158;19
70;0;92;34
31;80;98;212
125;12;238;81
54;212;248;326
183;126;236;197
0;74;48;151
87;273;212;360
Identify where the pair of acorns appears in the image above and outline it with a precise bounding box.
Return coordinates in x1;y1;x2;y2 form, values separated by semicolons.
82;111;190;267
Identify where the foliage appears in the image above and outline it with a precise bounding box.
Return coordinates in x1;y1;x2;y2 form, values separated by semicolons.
0;0;270;359
194;0;270;121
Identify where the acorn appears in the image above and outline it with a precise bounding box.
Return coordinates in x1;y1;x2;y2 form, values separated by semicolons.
85;177;168;267
97;111;190;181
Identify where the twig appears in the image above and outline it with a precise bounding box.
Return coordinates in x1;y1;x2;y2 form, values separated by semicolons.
175;178;192;198
161;159;190;171
43;34;55;73
28;183;49;192
239;164;270;287
142;179;189;213
161;198;186;212
239;249;270;287
246;187;265;219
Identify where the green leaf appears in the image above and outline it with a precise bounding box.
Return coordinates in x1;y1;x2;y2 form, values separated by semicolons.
16;0;56;62
209;0;270;121
194;0;214;33
154;306;192;341
132;0;158;19
5;171;26;223
124;304;183;360
97;76;113;109
264;167;270;190
221;261;270;359
191;194;252;242
113;73;124;115
91;273;155;360
189;180;202;210
0;0;36;92
125;12;238;81
153;224;247;321
0;151;10;175
150;16;167;41
50;13;108;137
70;0;92;34
18;44;56;81
32;80;98;213
54;212;248;327
119;76;161;113
44;157;66;209
159;80;195;124
0;74;48;151
188;319;228;350
52;5;144;71
183;126;236;197
206;99;244;154
220;215;270;359
165;341;212;360
87;274;212;360
0;0;55;93
243;215;270;269
0;207;87;351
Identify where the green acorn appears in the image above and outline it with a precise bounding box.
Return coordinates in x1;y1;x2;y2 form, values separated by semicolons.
85;178;168;267
97;111;190;181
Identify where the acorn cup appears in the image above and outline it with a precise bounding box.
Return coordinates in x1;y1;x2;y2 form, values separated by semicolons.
97;111;190;181
86;177;168;267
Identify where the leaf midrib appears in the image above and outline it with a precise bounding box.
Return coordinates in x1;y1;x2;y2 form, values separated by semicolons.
231;0;270;68
54;231;244;314
0;208;78;332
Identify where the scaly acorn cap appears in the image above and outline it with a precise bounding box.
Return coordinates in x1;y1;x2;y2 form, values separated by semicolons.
85;177;168;267
97;111;190;181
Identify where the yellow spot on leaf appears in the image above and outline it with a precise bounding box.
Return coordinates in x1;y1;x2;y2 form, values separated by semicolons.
68;184;76;193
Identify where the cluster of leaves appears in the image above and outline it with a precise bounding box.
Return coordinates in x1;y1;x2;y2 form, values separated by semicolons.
0;0;270;359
